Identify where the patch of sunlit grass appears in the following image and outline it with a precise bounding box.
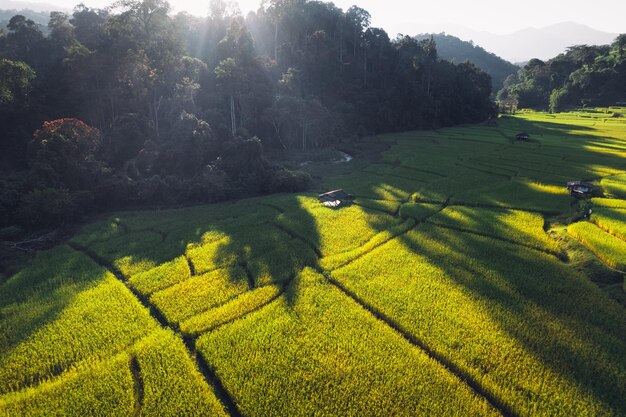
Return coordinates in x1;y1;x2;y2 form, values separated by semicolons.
197;269;499;417
568;221;626;271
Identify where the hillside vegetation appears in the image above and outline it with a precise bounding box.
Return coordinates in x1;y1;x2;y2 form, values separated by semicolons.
498;35;626;111
1;110;625;416
415;33;519;92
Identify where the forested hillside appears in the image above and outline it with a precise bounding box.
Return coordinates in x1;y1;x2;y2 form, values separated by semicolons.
0;0;496;231
0;8;48;29
497;36;626;111
415;33;518;92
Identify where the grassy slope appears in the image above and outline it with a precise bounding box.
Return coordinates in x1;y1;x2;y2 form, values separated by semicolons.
1;108;625;416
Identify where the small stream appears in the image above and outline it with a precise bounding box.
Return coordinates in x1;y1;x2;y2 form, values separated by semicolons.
299;150;354;167
334;151;353;163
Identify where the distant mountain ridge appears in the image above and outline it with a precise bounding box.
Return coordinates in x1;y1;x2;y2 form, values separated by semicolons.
415;33;518;93
0;0;68;13
0;7;49;28
416;22;618;62
0;0;69;29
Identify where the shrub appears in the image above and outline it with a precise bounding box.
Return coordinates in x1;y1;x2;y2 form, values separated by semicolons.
0;173;29;227
29;118;104;190
265;169;312;193
15;188;92;228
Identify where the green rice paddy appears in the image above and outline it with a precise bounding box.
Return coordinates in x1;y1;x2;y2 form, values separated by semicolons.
1;109;626;416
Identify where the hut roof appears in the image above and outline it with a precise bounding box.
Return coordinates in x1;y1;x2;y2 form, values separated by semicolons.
567;181;593;197
567;181;593;189
318;189;355;207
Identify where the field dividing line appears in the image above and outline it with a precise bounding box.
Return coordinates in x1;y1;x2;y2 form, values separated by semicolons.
359;169;431;184
445;202;561;216
428;222;566;260
562;227;626;275
329;205;448;273
474;159;578;181
323;222;418;272
590;219;626;244
0;333;152;397
181;336;242;417
454;162;513;180
197;276;297;336
271;223;323;259
326;276;516;417
182;291;247;323
121;227;168;242
130;356;144;417
351;201;399;217
186;255;197;276
67;242;243;417
241;260;256;290
374;161;449;178
495;129;516;142
256;202;286;214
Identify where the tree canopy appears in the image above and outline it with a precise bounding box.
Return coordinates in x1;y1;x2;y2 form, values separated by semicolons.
497;36;626;111
0;0;497;230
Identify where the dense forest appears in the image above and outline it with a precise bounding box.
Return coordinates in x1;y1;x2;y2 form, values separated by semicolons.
0;0;496;231
497;35;626;112
414;33;519;93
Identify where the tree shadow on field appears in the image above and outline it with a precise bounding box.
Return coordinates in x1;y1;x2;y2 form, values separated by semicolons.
0;245;122;395
0;193;322;397
0;247;109;363
86;193;323;311
209;195;321;308
351;115;626;415
392;225;626;415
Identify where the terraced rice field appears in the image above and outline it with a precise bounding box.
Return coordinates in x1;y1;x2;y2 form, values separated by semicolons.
1;109;626;416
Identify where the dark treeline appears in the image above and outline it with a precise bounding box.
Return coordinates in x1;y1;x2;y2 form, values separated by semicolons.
0;0;495;231
497;35;626;112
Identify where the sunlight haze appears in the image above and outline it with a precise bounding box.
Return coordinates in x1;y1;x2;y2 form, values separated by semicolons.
19;0;626;35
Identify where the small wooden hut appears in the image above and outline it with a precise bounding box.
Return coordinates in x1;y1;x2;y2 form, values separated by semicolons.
318;189;355;207
515;132;530;141
567;181;593;198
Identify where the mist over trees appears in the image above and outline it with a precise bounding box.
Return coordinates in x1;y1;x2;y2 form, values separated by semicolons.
497;35;626;111
0;0;496;230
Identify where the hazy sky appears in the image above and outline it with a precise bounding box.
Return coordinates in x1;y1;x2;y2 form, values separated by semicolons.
33;0;626;35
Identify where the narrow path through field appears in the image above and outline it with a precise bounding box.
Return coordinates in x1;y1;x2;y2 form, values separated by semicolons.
326;276;515;417
590;218;626;244
67;242;242;417
130;356;144;417
428;222;565;260
454;162;513;180
243;198;520;415
369;161;448;178
272;222;323;258
186;255;197;276
200;277;296;335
